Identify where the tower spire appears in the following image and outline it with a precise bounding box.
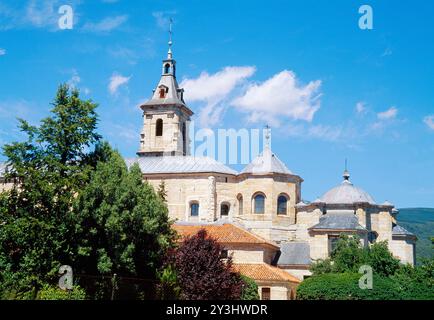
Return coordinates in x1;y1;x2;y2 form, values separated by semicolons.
343;158;350;181
264;125;271;149
167;18;173;59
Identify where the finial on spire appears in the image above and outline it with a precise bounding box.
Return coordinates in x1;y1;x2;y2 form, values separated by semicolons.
264;125;271;149
167;18;173;59
343;158;350;181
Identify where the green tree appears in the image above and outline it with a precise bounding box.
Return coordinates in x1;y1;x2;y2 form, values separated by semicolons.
0;85;101;294
72;148;176;298
330;235;367;273
366;241;400;277
310;235;400;277
156;265;181;300
240;275;259;300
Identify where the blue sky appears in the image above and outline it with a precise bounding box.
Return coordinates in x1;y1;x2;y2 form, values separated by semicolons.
0;0;433;208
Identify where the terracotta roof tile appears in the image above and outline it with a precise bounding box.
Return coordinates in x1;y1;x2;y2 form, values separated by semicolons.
233;264;301;283
173;223;278;249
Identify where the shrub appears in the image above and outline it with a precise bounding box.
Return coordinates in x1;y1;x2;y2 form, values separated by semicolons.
37;284;86;300
240;276;259;300
296;273;402;300
156;265;181;300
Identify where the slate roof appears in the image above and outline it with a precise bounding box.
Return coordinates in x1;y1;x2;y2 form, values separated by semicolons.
277;242;311;266
241;147;294;175
126;156;237;175
309;212;367;231
232;264;301;283
140;57;187;109
392;225;416;237
173;223;279;249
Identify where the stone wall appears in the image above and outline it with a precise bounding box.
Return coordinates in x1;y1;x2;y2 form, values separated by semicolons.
138;107;190;156
390;238;416;265
227;245;277;264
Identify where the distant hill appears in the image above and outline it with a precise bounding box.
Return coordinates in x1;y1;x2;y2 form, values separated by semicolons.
398;208;434;263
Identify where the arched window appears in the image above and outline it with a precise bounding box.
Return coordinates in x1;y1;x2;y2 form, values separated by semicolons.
277;195;288;215
164;63;170;74
253;193;265;214
156;119;163;137
221;203;230;216
237;194;243;215
190;202;199;217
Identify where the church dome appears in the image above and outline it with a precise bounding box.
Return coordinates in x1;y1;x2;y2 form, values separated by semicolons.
241;147;293;175
318;170;376;205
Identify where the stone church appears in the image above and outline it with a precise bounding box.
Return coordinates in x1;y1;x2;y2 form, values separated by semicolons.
0;41;417;301
126;43;416;298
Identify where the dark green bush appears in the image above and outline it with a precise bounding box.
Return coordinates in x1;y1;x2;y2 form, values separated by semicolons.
296;273;402;300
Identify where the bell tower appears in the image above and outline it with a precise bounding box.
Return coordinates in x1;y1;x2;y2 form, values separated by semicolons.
137;22;193;157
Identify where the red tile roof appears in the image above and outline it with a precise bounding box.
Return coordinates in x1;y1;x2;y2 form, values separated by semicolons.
233;264;301;284
173;223;279;249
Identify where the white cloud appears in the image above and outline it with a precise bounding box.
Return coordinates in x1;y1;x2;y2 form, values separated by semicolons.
182;66;256;103
82;15;128;33
424;115;434;130
231;70;322;126
67;70;81;88
181;66;256;127
377;107;398;120
109;73;131;95
0;48;6;56
356;101;366;114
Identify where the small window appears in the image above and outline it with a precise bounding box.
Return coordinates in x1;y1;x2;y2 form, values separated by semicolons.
164;63;170;74
261;288;271;300
368;231;378;243
221;203;230;216
220;250;228;259
159;88;165;98
190;202;199;217
277;195;288;215
328;236;339;255
237;194;243;215
254;194;265;214
156;119;163;137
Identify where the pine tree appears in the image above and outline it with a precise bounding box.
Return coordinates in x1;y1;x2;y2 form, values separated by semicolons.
72;148;176;298
0;85;101;294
